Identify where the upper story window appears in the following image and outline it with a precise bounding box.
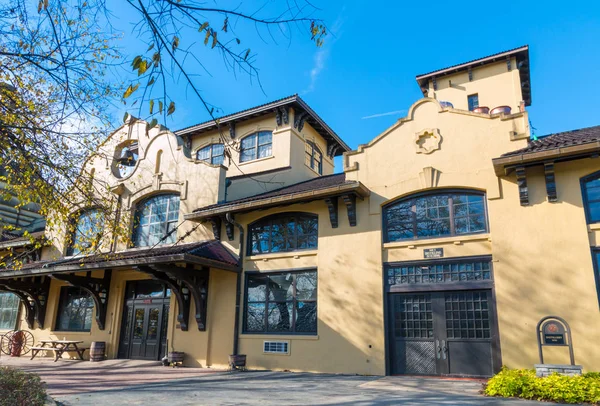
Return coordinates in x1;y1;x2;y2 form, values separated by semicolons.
582;172;600;223
133;194;180;247
248;212;318;256
383;191;488;242
197;143;224;165
55;286;94;332
0;292;19;330
305;141;323;175
240;131;272;162
468;94;479;111
67;208;105;256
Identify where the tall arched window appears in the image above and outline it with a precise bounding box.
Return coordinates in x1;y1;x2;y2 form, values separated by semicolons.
240;131;272;162
196;143;224;165
67;208;105;256
582;172;600;223
248;212;318;255
305;141;323;174
383;190;488;242
133;194;180;247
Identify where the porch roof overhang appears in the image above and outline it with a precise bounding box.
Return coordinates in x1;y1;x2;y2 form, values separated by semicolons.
0;240;240;278
184;178;370;222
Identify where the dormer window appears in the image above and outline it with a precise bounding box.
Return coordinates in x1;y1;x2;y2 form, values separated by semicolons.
116;141;139;178
305;141;323;175
197;143;224;165
240;131;272;162
66;208;105;256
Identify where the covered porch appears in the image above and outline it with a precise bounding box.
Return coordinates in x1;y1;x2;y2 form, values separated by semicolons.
0;240;240;367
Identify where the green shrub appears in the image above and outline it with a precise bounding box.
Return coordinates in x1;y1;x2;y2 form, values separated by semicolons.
484;367;600;405
0;366;47;406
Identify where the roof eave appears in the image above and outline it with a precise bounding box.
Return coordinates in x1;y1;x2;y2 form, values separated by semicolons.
185;181;370;221
492;141;600;175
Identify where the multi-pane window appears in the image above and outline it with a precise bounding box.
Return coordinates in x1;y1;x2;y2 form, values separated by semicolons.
244;271;317;335
0;292;19;330
593;250;600;308
387;259;492;286
468;94;479;111
240;131;272;162
55;287;94;332
66;208;105;256
305;141;323;174
384;192;487;242
133;194;180;247
248;213;318;255
582;172;600;223
196;143;224;165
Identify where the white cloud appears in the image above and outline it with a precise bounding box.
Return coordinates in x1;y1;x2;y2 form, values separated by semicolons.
361;110;407;120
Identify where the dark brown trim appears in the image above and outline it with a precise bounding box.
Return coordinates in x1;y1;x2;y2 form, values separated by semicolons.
0;276;50;328
342;194;357;227
544;161;557;202
324;197;339;228
516;167;529;206
388;281;493;293
209;217;222;240
581;170;600;225
591;247;600;310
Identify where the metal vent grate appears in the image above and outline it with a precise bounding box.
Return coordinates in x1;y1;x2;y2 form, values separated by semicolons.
263;341;289;354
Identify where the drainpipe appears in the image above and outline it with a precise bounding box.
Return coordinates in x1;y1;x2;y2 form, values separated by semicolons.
225;212;243;356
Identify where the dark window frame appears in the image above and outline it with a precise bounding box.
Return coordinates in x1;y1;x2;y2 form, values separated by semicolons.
239;131;273;163
305;141;323;175
468;94;479;111
383;189;489;243
591;248;600;310
54;286;95;332
247;212;318;256
0;292;20;331
132;193;180;247
196;143;225;165
581;171;600;224
66;207;105;256
243;269;318;335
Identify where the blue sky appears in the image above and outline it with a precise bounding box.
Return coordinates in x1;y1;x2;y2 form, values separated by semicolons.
110;0;600;168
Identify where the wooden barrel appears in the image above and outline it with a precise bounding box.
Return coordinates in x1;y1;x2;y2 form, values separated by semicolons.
90;341;106;362
168;351;184;363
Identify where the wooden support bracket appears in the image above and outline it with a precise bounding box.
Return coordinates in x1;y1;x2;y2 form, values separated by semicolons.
225;222;234;241
324;197;339;228
516;166;529;206
544;162;557;202
209;217;222;240
137;266;191;331
52;270;112;330
294;111;308;131
0;276;51;329
342;194;357;226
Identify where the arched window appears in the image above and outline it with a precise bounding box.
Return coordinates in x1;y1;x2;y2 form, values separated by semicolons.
383;190;488;242
240;131;272;162
305;141;323;174
196;143;224;165
67;208;105;256
248;212;318;255
133;194;180;247
582;172;600;223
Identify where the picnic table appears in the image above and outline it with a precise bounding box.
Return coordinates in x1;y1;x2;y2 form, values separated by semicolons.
30;340;88;362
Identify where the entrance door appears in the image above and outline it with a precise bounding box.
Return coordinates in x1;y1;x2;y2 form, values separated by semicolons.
129;304;163;360
118;280;170;360
389;290;496;377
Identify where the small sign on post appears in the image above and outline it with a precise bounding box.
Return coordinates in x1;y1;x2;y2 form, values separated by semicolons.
534;316;581;377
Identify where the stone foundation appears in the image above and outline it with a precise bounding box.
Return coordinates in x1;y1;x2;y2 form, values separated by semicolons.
534;364;583;377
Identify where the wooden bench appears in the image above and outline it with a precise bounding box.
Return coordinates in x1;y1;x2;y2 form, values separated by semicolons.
30;346;88;362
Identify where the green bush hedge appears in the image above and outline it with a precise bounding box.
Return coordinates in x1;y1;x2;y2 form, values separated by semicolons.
484;367;600;404
0;366;47;406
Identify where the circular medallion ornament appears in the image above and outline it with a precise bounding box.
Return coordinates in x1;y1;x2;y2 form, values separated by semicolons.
546;323;559;333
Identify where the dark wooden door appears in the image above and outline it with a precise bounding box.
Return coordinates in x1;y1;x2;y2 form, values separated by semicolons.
390;290;496;377
129;304;164;360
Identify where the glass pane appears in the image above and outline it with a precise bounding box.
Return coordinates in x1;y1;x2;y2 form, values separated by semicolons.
69;209;105;256
245;303;265;332
258;144;272;159
0;293;19;330
241;135;256;149
147;308;160;340
135;281;165;298
268;274;294;301
247;275;267;301
133;194;180;247
196;146;211;161
295;302;317;333
133;308;145;339
241;147;256;162
267;302;292;332
258;131;272;145
589;202;600;222
296;272;317;300
57;288;94;331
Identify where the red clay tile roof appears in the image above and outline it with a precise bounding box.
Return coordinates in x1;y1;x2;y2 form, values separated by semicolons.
501;125;600;157
0;240;239;274
193;173;348;213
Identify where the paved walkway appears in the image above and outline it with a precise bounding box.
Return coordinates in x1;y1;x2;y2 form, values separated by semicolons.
1;357;542;405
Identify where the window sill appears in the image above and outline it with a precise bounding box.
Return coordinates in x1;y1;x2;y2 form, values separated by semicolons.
383;234;491;249
240;334;319;341
246;250;318;261
588;223;600;231
50;331;92;335
239;155;275;166
304;163;322;176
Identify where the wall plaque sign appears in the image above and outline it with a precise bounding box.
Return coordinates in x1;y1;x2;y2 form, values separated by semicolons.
536;316;575;365
424;248;443;259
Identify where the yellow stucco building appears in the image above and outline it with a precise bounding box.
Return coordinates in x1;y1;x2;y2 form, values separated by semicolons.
1;45;599;377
